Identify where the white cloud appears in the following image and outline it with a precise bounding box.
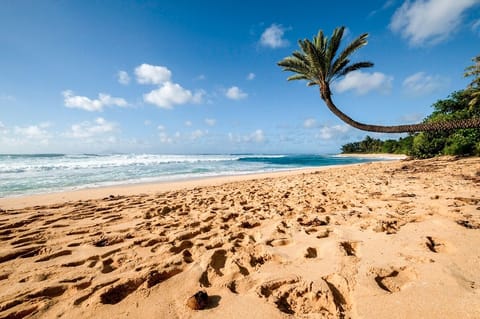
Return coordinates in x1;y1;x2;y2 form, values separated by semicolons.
157;125;165;131
159;132;173;144
249;129;265;143
196;74;206;80
472;19;480;35
0;121;6;133
205;118;216;126
117;70;130;85
137;64;205;109
399;113;425;123
247;72;256;80
135;63;171;85
226;86;248;100
185;121;192;127
228;129;266;144
144;120;152;126
316;124;350;140
333;71;393;94
303;118;317;129
14;122;51;140
260;24;289;48
369;0;396;17
143;82;196;109
63;90;127;112
402;72;449;96
67;117;117;138
390;0;478;46
191;129;206;140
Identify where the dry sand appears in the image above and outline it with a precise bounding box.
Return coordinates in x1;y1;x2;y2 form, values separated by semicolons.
0;156;479;319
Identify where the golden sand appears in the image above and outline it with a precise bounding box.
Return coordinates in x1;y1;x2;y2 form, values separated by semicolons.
0;156;479;318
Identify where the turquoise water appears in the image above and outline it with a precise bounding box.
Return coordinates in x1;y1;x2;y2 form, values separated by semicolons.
0;154;386;197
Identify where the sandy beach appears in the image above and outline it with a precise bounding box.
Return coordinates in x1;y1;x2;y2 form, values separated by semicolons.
1;156;479;318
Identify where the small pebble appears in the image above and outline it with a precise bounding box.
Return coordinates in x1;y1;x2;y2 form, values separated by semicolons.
186;290;209;310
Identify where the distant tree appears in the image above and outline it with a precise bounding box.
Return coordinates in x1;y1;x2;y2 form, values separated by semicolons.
464;54;480;110
278;27;480;133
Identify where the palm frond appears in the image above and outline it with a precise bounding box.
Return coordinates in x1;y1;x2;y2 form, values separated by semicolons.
304;39;325;81
329;59;350;81
287;74;311;82
325;27;345;77
338;61;374;77
278;56;310;74
313;30;326;53
332;33;369;76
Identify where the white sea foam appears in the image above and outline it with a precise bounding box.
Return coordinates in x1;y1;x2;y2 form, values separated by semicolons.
0;154;375;197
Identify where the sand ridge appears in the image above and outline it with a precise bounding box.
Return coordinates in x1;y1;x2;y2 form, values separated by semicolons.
0;156;479;318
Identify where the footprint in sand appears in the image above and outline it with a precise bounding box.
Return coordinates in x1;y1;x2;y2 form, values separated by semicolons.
340;241;359;257
256;275;347;317
371;266;417;293
199;249;228;287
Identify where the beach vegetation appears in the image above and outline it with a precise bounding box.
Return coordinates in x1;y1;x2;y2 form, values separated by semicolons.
278;27;480;133
342;90;480;158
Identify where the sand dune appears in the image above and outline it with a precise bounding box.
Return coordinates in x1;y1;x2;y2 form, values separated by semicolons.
1;156;479;318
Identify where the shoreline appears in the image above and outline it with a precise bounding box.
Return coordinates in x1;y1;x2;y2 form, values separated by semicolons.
335;153;407;159
0;155;404;210
0;164;360;209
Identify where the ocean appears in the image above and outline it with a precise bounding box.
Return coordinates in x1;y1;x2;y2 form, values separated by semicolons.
0;154;387;197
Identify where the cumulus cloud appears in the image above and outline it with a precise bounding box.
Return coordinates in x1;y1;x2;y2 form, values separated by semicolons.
117;70;130;85
402;72;449;96
226;86;248;100
135;63;171;85
247;73;256;80
249;129;265;143
67;117;117;138
137;64;205;109
333;71;393;94
228;129;266;144
316;124;350;140
260;24;289;48
63;90;127;112
303;118;317;129
14;122;51;140
185;121;192;127
390;0;478;46
143;82;197;109
205;118;216;126
232;130;265;143
191;129;206;140
159;131;173;144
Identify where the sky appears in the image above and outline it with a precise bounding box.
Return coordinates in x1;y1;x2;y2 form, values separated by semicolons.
1;0;479;154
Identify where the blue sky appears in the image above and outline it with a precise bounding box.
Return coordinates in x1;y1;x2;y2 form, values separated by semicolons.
1;0;479;154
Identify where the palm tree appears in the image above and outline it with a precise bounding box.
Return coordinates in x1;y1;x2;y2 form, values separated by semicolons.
464;54;480;110
278;26;480;133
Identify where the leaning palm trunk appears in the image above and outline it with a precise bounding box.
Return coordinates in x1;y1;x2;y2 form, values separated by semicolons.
279;27;480;133
321;88;480;133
